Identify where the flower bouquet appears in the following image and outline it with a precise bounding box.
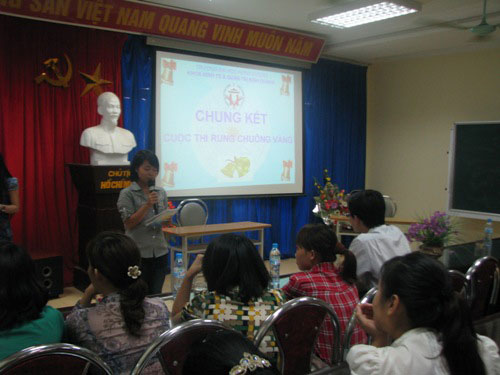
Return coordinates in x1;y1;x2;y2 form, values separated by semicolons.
313;169;349;225
406;211;457;257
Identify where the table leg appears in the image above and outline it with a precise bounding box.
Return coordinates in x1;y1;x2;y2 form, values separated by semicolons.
182;237;188;269
258;228;264;259
170;244;175;293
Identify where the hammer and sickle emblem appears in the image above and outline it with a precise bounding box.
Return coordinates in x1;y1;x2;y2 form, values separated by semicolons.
35;53;73;88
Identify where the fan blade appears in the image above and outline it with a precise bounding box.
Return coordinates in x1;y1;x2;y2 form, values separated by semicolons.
417;17;469;31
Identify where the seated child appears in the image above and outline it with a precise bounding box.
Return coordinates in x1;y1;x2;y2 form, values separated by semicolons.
347;252;499;374
282;223;366;364
65;232;170;375
171;234;285;356
0;241;64;360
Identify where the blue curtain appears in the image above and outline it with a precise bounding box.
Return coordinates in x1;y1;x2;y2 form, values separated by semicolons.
122;36;366;259
121;36;154;160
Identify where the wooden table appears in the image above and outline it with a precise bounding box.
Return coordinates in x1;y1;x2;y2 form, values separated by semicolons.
163;221;272;281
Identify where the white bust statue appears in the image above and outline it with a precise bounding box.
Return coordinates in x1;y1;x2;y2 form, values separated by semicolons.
80;92;137;165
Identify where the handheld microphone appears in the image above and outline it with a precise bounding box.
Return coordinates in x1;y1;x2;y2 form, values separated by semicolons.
147;180;158;214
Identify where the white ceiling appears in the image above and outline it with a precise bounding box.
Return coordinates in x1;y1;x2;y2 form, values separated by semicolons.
147;0;500;64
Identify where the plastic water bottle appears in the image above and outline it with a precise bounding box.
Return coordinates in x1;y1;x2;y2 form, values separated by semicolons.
172;253;185;298
484;219;494;255
269;243;281;289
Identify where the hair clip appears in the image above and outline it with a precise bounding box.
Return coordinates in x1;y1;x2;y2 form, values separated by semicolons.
127;265;142;279
229;352;271;375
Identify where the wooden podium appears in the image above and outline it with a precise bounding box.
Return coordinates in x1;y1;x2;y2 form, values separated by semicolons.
67;163;131;290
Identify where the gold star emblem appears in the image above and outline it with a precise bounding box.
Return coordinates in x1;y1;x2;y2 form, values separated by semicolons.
79;63;112;97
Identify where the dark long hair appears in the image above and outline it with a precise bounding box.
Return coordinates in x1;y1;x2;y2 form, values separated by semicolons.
130;150;159;182
0;153;13;198
347;189;385;229
86;232;148;336
380;252;486;375
296;224;357;284
0;241;48;330
202;234;270;303
183;330;280;375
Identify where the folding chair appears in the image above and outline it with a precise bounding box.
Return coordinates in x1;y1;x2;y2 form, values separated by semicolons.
0;343;112;375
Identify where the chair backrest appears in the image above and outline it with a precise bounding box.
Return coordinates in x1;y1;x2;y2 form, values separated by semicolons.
0;343;112;375
465;256;500;320
131;319;234;375
176;199;208;227
342;287;377;360
448;269;467;297
382;195;397;217
254;296;343;375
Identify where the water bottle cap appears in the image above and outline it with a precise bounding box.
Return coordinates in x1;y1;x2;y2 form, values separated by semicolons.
487;219;492;223
175;253;182;259
272;243;278;247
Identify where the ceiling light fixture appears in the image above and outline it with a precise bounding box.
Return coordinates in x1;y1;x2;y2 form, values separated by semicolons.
309;0;422;29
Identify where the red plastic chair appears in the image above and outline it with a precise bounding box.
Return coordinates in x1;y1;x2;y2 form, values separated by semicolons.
0;343;112;375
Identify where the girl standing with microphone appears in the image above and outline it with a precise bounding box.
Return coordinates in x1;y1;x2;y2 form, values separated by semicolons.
117;150;169;295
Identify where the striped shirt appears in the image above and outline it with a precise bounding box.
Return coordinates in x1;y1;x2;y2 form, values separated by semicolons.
282;262;367;364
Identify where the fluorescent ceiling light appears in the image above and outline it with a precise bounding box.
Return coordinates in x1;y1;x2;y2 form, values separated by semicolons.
309;0;421;28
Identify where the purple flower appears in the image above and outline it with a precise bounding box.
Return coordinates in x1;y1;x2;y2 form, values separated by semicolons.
406;211;456;246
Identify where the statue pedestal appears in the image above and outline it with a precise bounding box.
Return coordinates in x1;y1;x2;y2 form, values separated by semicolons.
67;163;131;290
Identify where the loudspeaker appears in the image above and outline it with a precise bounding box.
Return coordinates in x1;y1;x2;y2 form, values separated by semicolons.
34;256;63;299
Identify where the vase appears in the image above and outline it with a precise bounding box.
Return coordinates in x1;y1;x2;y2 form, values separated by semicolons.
419;244;444;258
321;215;333;226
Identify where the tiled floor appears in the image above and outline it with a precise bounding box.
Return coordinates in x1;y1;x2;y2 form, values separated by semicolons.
48;258;300;309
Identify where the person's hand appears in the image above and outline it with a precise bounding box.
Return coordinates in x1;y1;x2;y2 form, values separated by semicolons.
84;284;96;296
186;254;204;278
147;191;159;207
80;284;98;307
355;303;379;336
355;303;391;347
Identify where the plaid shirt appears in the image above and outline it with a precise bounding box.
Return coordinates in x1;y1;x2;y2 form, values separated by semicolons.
181;288;286;355
282;262;367;364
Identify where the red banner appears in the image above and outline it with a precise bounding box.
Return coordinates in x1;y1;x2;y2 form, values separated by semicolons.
0;0;325;62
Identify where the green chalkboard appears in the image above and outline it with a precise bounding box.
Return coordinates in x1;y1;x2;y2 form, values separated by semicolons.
450;122;500;216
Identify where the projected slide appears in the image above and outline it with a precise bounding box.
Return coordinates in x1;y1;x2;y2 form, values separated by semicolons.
155;51;303;198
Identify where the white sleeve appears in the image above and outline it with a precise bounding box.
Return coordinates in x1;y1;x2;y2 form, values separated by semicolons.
346;344;382;375
477;335;500;375
349;237;371;277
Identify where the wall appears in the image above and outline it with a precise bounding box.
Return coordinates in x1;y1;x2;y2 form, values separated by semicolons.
366;47;500;244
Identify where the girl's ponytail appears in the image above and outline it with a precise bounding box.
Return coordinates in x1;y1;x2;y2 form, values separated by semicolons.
438;290;486;375
338;248;357;285
119;278;148;336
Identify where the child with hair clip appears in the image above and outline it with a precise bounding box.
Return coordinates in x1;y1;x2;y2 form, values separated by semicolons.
347;252;500;374
282;223;366;365
65;231;170;375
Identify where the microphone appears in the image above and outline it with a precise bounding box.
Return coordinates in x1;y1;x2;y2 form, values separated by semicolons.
147;180;158;214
